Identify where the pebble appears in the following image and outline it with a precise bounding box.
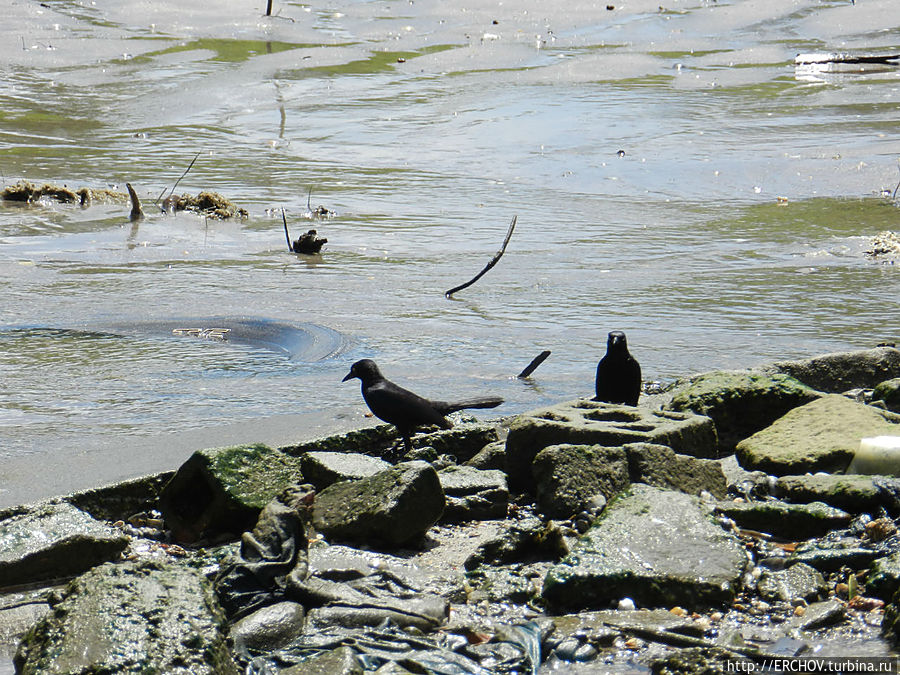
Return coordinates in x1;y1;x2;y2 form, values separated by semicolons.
618;597;636;611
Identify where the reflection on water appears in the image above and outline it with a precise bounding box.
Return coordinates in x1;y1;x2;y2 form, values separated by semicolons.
0;0;898;466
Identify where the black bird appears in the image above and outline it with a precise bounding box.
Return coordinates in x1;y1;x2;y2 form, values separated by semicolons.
594;331;642;406
342;359;503;454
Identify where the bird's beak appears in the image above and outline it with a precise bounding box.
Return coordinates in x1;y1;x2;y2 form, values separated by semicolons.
342;371;354;382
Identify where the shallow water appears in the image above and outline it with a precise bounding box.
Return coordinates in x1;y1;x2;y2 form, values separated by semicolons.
1;0;899;495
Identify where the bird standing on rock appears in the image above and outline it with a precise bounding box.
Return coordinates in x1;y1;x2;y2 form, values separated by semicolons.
594;331;642;406
342;359;503;454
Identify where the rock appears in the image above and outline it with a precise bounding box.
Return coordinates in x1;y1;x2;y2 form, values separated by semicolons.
465;566;542;604
719;454;773;498
542;485;747;611
624;443;728;499
437;465;508;522
649;647;753;674
14;559;237;674
505;400;717;492
735;395;900;475
757;563;826;603
715;500;851;539
788;539;880;573
159;443;305;543
764;346;900;393
464;516;567;570
873;378;900;413
792;598;846;630
884;586;900;646
464;440;507;470
230;601;305;652
865;552;900;601
281;646;363;675
299;451;391;490
312;461;444;546
532;444;630;519
664;370;820;453
65;472;174;522
775;474;890;513
282;422;499;464
0;501;128;587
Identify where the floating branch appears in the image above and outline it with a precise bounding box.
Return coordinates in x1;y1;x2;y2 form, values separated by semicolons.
445;215;517;298
517;351;551;379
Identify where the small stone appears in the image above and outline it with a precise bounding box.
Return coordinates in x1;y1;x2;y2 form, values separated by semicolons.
618;597;636;610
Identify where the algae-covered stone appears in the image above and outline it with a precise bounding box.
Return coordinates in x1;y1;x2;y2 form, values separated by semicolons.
14;559;237;674
735;395;900;475
312;461;444;546
765;346;900;393
159;443;305;542
873;378;900;413
0;501;128;587
464;440;507;470
757;562;826;603
868;552;900;602
624;443;727;499
532;444;630;519
775;474;889;514
542;484;747;611
299;451;391;490
506;400;716;492
437;465;508;522
715;500;851;539
664;370;820;453
788;540;880;573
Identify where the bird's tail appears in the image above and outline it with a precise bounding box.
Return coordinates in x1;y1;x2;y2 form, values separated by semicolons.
436;396;504;415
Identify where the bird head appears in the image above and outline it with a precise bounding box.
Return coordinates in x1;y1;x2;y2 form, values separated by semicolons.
607;331;629;352
342;358;382;383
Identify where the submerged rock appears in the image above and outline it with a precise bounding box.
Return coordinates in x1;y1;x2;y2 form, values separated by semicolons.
665;370;820;453
230;601;305;653
764;346;900;393
505;399;716;492
788;539;880;573
281;646;363;674
437;465;508;522
0;501;128;587
624;442;727;499
532;444;630;519
868;552;900;602
715;500;851;539
14;559;237;674
735;395;900;475
311;461;444;546
542;484;747;611
159;443;305;543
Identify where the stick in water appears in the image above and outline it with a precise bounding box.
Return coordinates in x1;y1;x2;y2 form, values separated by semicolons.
154;152;201;206
445;215;517;298
282;208;292;251
518;351;551;379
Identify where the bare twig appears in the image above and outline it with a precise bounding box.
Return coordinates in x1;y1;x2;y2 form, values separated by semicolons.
892;161;900;201
518;351;551;379
282;208;292;251
445;215;517;298
154;152;201;206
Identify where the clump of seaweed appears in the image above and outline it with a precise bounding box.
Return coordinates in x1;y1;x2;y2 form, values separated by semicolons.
1;181;79;204
865;230;900;259
172;191;248;220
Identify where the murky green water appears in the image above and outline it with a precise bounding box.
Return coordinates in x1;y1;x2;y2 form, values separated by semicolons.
1;0;899;487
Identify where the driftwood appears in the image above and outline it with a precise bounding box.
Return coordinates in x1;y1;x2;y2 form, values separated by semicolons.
518;351;551;379
125;183;144;222
445;215;517;298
